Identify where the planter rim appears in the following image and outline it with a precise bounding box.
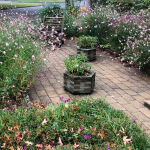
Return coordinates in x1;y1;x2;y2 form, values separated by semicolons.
64;71;95;79
77;46;96;51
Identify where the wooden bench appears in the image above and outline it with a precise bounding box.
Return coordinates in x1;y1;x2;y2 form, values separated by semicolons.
43;16;64;33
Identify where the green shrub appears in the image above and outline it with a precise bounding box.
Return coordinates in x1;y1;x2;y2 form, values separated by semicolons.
0;98;149;149
64;54;91;76
63;10;78;37
109;22;138;54
108;11;150;69
38;4;63;21
0;18;41;102
76;36;98;48
80;8;110;44
108;0;149;12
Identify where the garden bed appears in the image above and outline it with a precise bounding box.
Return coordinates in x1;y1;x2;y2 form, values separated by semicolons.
0;98;149;149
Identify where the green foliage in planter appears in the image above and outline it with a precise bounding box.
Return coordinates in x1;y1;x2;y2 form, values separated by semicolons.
76;36;98;48
0;98;149;149
80;8;110;44
39;4;63;21
64;53;91;76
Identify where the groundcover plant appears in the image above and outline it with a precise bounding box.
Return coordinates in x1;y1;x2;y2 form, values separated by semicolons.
0;98;149;149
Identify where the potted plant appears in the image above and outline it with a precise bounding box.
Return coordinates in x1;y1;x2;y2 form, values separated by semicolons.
76;36;98;61
64;53;95;94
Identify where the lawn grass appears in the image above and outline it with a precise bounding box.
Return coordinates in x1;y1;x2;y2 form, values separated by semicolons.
0;97;149;149
0;2;42;10
14;0;65;3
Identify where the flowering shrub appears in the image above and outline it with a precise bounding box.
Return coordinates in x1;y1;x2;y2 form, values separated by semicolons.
108;10;150;69
108;0;149;12
0;98;149;149
0;17;41;102
39;4;63;22
64;54;91;76
79;7;110;44
76;36;98;48
63;10;78;37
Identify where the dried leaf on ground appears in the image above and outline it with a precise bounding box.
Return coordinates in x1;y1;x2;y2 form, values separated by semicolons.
58;137;63;146
42;119;47;125
25;141;33;146
77;127;82;134
72;143;80;149
123;136;132;145
97;130;105;139
90;126;97;135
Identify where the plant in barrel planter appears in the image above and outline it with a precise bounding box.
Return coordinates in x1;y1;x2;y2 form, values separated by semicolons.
76;36;98;61
64;53;95;94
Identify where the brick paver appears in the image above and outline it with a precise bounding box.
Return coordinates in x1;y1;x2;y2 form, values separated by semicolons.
29;40;150;135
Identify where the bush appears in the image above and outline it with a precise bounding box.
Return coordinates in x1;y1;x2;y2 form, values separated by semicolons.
64;54;91;76
108;10;150;69
0;98;149;149
109;22;138;54
63;10;78;37
0;18;41;102
38;4;63;22
108;0;149;12
76;36;98;48
80;7;110;44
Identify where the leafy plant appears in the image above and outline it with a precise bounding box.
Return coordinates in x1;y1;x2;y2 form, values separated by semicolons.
63;10;78;37
108;0;149;12
76;36;98;48
80;7;110;44
64;54;91;76
38;4;63;22
0;17;41;103
0;98;149;149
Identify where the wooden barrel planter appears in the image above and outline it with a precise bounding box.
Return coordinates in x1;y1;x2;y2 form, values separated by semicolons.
64;71;95;94
77;46;96;61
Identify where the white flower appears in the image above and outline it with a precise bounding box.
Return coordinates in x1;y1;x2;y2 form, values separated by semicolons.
3;51;6;55
6;43;9;46
23;66;26;69
32;55;35;60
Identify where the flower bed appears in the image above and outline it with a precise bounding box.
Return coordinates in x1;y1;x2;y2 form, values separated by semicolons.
0;17;41;105
0;98;149;149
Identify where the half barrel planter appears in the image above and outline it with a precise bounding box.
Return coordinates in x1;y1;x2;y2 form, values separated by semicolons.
77;46;96;61
64;71;95;94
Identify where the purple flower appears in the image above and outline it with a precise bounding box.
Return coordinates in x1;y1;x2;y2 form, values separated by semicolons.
8;107;11;111
24;147;26;150
59;96;64;100
30;107;32;109
25;104;28;107
50;141;54;146
83;134;91;139
64;98;71;103
86;105;88;108
133;120;136;124
107;149;110;150
80;126;83;129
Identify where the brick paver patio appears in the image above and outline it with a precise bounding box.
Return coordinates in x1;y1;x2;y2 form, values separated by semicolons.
29;40;150;135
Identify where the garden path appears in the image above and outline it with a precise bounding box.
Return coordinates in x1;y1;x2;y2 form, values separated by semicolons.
29;40;150;135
